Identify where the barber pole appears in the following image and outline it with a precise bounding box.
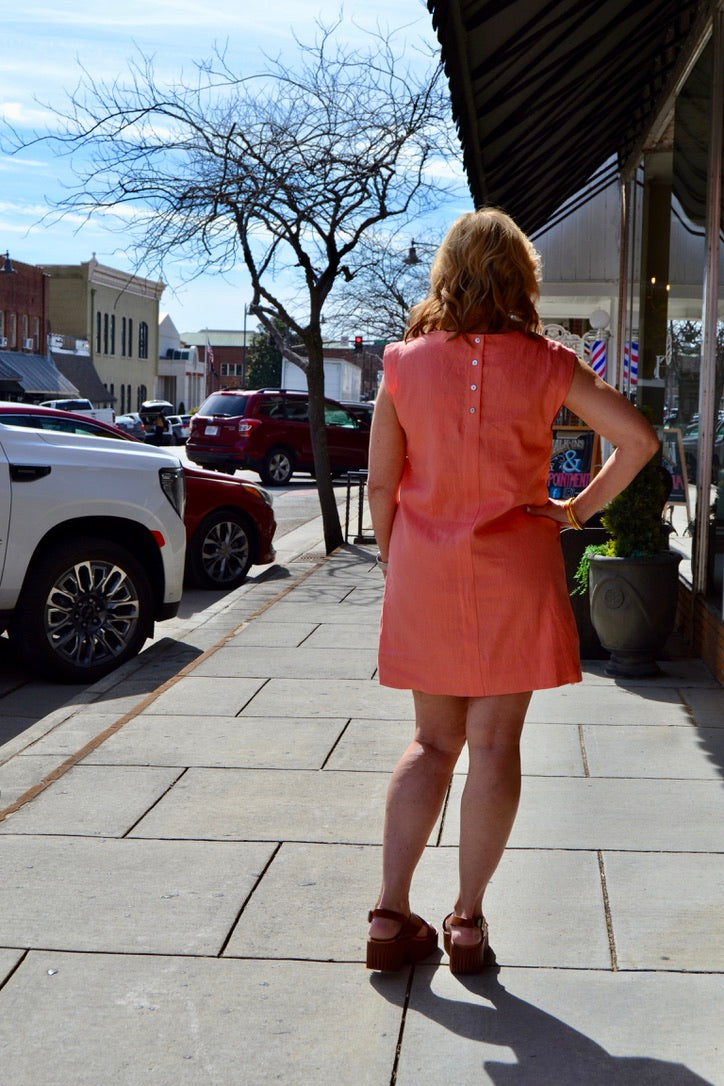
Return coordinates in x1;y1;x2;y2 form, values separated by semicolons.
590;339;607;380
623;339;639;390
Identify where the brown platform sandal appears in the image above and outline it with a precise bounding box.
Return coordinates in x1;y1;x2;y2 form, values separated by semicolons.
442;913;489;975
366;908;438;971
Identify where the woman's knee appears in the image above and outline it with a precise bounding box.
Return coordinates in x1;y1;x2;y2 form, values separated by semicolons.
412;690;468;756
465;691;531;753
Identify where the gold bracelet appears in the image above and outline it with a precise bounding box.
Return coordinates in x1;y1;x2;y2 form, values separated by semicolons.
564;498;584;530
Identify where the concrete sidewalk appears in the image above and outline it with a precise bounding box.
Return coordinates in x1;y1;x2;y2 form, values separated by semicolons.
0;543;722;1085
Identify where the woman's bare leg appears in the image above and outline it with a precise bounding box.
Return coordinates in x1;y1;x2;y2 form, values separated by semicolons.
369;691;467;940
451;691;532;946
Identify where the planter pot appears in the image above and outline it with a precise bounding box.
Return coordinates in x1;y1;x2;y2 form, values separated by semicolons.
560;525;608;659
588;552;682;678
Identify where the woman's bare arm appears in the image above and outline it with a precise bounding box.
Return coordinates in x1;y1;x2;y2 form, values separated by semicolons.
527;359;661;526
367;378;406;563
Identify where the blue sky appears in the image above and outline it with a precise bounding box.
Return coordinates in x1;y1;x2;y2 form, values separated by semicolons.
0;1;468;335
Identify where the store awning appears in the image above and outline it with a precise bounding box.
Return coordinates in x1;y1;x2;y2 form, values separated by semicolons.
0;352;79;399
51;353;116;406
427;0;710;236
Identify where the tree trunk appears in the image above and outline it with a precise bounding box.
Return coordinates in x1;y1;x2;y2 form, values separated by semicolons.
305;337;344;553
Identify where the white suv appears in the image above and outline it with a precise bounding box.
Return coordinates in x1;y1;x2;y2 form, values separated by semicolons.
0;423;186;682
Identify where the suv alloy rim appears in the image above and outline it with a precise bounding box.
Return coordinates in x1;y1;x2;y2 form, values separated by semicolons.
45;558;142;669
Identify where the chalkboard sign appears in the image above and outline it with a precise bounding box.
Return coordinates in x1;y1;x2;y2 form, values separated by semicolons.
661;427;691;522
548;427;598;499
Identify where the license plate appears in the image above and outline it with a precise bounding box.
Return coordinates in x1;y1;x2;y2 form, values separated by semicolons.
204;424;219;435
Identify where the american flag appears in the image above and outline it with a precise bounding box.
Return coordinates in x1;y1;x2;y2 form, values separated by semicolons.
623;339;639;389
206;339;217;378
590;339;607;380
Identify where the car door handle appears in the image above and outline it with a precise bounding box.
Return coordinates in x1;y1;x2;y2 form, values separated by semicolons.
10;464;52;482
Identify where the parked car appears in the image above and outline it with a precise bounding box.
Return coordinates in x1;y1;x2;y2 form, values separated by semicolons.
680;417;724;477
187;388;370;485
0;403;277;590
0;421;185;681
138;399;175;446
115;412;147;440
167;414;191;444
38;397;115;424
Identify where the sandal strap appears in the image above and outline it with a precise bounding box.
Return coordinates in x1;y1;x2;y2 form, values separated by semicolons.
368;907;409;924
368;909;433;942
449;913;485;929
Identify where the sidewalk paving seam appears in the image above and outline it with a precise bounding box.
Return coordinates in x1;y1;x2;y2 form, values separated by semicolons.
217;841;283;958
319;718;353;769
387;967;415;1086
578;723;591;776
597;850;618;971
3;945;718;974
122;767;189;838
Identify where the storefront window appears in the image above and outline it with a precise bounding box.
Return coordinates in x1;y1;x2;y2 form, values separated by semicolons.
668;38;724;605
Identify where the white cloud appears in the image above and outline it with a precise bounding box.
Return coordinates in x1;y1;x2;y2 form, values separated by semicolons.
0;0;447;329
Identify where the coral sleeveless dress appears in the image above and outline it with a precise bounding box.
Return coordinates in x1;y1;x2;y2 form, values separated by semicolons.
378;330;582;697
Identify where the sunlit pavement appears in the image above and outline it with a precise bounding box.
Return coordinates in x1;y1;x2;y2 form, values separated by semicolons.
0;522;721;1084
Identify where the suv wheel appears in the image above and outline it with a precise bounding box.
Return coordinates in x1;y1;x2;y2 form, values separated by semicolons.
187;510;254;590
11;538;153;683
261;447;294;486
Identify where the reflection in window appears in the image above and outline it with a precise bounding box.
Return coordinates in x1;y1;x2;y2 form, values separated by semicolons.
324;405;356;427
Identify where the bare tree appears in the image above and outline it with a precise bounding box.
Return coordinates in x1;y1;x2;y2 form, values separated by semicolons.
7;19;458;550
326;233;440;343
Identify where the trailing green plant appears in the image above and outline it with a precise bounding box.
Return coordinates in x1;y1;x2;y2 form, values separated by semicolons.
572;541;611;596
571;451;670;596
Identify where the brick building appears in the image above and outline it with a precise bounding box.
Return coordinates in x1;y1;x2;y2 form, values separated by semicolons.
0;253;78;400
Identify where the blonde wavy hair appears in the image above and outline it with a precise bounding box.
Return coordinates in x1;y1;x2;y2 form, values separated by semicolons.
405;208;542;340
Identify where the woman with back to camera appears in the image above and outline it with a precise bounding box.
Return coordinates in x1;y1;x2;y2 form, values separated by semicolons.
365;208;659;975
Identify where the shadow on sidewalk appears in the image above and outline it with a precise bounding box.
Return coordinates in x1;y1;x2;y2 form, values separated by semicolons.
372;964;714;1085
603;671;724;783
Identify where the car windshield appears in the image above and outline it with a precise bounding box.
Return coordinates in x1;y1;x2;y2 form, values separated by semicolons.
201;394;249;417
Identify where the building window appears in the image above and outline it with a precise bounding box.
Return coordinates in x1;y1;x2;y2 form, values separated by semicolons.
9;313;16;349
96;311;102;353
103;313;109;354
110;314;116;355
128;319;133;358
33;317;39;351
138;321;149;360
121;317;126;357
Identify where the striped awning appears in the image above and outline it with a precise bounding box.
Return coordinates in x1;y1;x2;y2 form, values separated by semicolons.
427;0;710;235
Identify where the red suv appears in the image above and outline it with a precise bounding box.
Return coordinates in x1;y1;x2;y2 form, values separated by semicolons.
187;389;370;485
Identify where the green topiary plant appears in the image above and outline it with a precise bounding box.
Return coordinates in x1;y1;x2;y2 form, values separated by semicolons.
572;453;670;596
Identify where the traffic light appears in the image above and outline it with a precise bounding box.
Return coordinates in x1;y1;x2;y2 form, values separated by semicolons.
354;335;363;352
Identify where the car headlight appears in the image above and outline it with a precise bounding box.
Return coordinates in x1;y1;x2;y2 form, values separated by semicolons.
159;465;186;519
242;482;273;507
